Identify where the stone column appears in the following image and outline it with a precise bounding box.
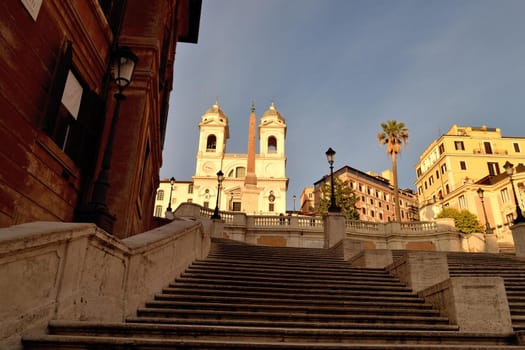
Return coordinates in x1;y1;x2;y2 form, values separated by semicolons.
388;251;449;292
419;277;512;333
323;212;346;248
511;222;525;257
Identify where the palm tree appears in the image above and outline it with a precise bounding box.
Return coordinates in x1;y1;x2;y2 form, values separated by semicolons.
377;120;409;222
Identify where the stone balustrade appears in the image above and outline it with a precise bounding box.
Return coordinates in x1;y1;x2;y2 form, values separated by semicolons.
174;203;462;250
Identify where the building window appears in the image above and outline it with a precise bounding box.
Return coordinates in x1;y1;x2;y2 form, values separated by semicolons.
359;184;363;192
445;184;450;194
308;193;313;198
367;187;371;195
460;161;467;170
487;162;500;176
269;203;275;212
379;202;382;208
235;167;246;178
233;202;241;211
483;142;493;154
416;167;422;178
458;195;466;209
371;210;375;218
436;170;440;179
418;187;423;195
424;181;428;190
156;190;164;201
514;143;521;153
206;134;217;151
267;136;277;153
203;201;209;208
429;176;434;186
386;204;390;210
188;184;194;194
154;205;163;217
501;188;510;203
506;213;515;224
454;141;465;151
438;143;445;154
370;199;374;205
362;208;366;214
441;163;447;174
379;212;383;220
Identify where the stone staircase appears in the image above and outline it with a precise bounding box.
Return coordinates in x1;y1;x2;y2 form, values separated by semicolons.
446;251;525;332
22;238;525;349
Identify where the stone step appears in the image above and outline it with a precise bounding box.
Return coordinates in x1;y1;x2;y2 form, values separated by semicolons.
29;321;515;345
142;300;439;317
161;285;421;299
190;260;389;276
202;257;355;269
126;316;460;331
23;333;525;350
172;276;411;291
136;307;449;324
153;293;429;307
180;270;404;285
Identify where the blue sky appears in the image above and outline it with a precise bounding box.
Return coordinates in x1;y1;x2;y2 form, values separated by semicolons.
161;0;525;210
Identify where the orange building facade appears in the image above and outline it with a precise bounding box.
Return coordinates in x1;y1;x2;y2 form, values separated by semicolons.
0;0;201;238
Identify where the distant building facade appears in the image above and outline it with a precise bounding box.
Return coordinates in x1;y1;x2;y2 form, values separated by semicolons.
0;1;202;238
308;166;419;222
155;102;288;217
415;125;525;244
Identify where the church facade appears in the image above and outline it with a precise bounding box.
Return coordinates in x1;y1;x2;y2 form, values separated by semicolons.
155;102;288;216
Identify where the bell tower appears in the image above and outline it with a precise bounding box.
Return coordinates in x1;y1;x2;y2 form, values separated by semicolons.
195;102;229;177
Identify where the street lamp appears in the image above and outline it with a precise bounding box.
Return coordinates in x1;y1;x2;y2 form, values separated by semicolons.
477;188;492;234
293;195;296;213
504;161;525;224
325;147;341;213
211;170;224;219
166;177;175;213
80;46;138;233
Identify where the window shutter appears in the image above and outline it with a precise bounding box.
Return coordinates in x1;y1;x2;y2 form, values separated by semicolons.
43;40;72;133
66;88;104;171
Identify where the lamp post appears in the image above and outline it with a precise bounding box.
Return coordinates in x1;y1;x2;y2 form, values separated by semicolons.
79;46;137;233
211;170;224;219
166;177;175;213
293;195;296;213
477;188;492;234
325;148;341;213
504;161;525;224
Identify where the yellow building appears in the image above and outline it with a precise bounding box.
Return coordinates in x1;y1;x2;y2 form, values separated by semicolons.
416;125;525;246
309;166;419;222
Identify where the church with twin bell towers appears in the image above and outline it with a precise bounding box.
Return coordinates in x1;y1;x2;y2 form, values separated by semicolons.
192;101;288;215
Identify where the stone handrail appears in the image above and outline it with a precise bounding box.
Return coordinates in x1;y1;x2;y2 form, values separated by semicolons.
0;219;211;349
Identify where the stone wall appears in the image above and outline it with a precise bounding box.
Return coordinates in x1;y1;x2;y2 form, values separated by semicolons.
0;219;210;349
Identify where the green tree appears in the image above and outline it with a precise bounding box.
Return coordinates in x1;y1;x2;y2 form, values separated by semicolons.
377;120;409;222
318;177;360;220
436;207;484;234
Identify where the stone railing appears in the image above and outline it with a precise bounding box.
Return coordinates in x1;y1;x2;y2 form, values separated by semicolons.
0;219;211;349
173;203;460;250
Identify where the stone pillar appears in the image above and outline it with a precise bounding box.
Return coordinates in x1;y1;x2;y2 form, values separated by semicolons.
511;222;525;257
419;277;512;333
387;251;449;292
351;249;393;268
484;233;499;253
323;212;346;248
210;218;224;239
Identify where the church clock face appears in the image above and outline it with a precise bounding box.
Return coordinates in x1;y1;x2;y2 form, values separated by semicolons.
202;161;215;174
